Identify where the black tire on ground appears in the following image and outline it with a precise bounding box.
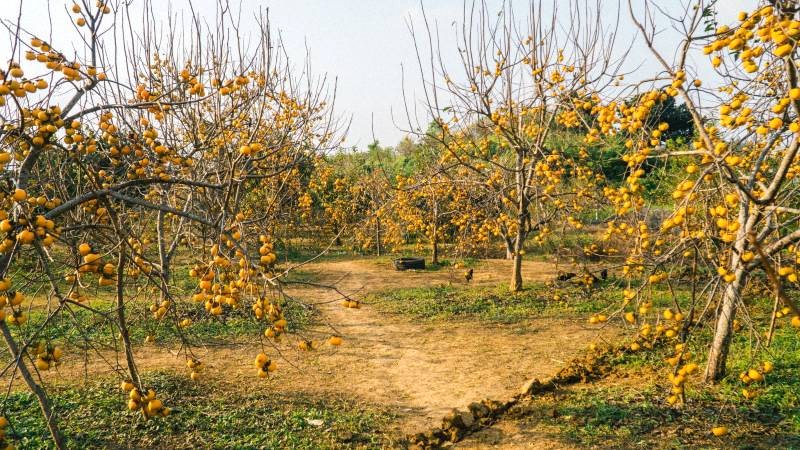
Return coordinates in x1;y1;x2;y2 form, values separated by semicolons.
394;257;425;271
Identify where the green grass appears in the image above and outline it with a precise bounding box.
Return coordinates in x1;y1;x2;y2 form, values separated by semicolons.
508;331;800;449
367;273;710;325
517;375;800;449
3;371;396;449
13;293;316;352
368;281;616;324
6;253;321;357
515;382;794;448
521;319;800;449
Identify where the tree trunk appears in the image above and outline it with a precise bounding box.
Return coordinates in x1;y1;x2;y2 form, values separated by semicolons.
510;151;528;292
509;208;526;292
510;250;523;292
431;223;439;264
375;217;382;256
0;322;65;449
504;237;514;260
705;199;752;382
116;249;142;388
157;209;170;303
704;267;745;382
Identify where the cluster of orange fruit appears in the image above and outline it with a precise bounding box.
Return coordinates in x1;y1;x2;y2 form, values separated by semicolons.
71;1;112;27
665;344;697;405
0;64;49;109
587;313;608;325
258;236;277;266
26;36;104;84
238;142;265;157
31;341;64;371
0;192;60;251
121;381;170;418
189;255;240;316
177;67;207;96
0;289;25;325
341;299;361;309
149;300;170;320
254;297;288;339
254;353;277;378
739;362;774;400
74;242;116;287
706;6;796;75
628;308;686;352
14;106;65;150
128;238;154;277
186;358;203;381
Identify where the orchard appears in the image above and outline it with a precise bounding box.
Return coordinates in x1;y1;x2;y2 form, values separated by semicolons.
0;0;797;448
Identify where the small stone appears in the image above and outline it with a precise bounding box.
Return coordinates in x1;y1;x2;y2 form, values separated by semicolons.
424;428;445;446
306;418;324;427
481;399;505;413
468;401;490;419
520;377;543;395
448;427;464;442
442;409;459;429
458;410;475;429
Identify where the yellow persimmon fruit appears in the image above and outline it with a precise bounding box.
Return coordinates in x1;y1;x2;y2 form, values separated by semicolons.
254;353;268;367
711;426;728;436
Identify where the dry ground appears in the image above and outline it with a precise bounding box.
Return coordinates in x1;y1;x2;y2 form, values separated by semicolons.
30;257;614;436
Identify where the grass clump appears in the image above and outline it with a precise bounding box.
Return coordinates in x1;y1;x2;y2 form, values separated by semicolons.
4;371;395;449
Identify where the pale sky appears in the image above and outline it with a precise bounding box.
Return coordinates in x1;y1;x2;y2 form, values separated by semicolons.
2;0;753;148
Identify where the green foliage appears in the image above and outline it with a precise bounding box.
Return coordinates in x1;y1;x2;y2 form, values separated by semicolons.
511;322;800;449
638;141;692;205
369;282;612;324
520;381;798;448
4;371;394;449
548;129;629;183
12;291;314;351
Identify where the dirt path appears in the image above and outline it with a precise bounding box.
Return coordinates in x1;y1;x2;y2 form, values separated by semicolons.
36;258;612;436
267;258;609;433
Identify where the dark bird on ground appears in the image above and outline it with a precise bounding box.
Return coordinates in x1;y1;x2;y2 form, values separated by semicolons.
557;272;577;282
600;268;608;280
464;268;473;283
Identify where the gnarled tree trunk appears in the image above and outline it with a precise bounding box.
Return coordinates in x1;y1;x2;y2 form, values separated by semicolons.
704;213;749;382
510;152;529;292
704;267;746;382
0;322;65;449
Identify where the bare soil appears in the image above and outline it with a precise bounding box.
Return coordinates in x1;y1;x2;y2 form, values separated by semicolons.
33;257;613;436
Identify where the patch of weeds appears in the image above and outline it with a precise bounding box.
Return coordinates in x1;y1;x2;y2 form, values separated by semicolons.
516;377;799;449
368;282;615;323
4;371;396;449
18;294;316;350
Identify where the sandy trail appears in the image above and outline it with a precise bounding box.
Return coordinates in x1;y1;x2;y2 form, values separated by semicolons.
33;257;609;435
270;258;605;433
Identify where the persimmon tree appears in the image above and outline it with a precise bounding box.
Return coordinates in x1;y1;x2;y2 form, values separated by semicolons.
388;136;467;263
304;145;395;252
0;1;341;447
409;0;623;290
588;0;800;401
